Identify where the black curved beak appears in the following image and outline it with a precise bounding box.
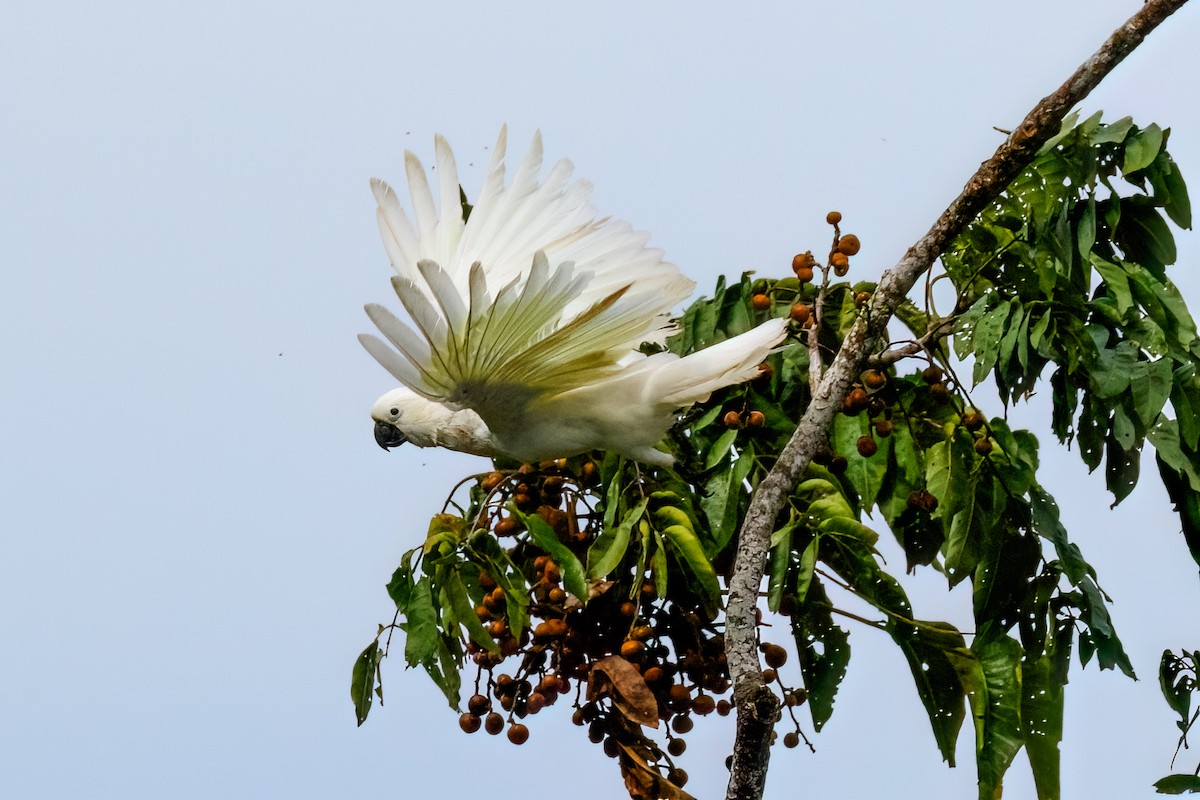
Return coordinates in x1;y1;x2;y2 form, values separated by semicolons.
374;420;408;451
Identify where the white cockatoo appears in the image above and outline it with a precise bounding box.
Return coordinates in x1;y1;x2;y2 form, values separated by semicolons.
359;128;788;467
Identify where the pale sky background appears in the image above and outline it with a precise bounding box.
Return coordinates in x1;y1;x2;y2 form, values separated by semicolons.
3;2;1199;798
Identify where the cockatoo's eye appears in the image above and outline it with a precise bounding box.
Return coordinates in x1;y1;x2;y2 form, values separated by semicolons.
389;407;399;417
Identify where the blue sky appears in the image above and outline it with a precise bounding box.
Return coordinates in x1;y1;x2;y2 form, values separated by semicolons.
3;2;1198;797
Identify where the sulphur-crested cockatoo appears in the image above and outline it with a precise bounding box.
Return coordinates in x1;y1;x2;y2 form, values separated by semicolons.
359;128;788;467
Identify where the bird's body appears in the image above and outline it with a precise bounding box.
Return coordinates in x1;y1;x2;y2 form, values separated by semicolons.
360;128;788;466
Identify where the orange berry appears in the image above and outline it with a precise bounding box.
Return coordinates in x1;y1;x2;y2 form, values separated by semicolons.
789;303;811;324
826;211;842;225
836;234;861;256
751;293;772;311
507;723;529;745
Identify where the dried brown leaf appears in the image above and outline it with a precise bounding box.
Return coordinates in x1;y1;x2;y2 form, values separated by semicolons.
589;655;660;728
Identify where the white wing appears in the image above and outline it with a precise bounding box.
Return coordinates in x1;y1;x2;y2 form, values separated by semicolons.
361;130;695;429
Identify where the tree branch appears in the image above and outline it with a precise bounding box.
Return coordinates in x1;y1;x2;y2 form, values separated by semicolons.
723;2;1191;797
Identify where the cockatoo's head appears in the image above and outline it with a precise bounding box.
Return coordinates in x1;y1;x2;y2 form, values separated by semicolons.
369;387;497;456
370;387;430;451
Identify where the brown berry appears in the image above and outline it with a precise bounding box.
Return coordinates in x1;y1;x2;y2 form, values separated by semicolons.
619;600;638;617
974;436;994;456
723;410;741;429
507;723;529;745
843;387;869;415
480;471;505;492
668;684;692;709
668;738;688;756
929;382;951;403
829;455;848;475
837;234;861;256
484;712;504;735
459;712;482;733
672;715;694;734
795;266;815;283
540;618;568;640
961;409;985;431
762;668;777;683
784;731;800;749
547;586;567;604
856;435;878;458
874;419;894;437
468;693;491;716
854;290;871;308
692;695;716;715
793;251;817;269
789;303;811;324
826;211;842;225
762;643;788;669
630;625;653;642
580;461;599;485
526;692;546;714
716;699;732;716
620;639;645;658
831;252;849;276
751;293;772;311
747;410;766;428
862;369;887;391
921;364;944;384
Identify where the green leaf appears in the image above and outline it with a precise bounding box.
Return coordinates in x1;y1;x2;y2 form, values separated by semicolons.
386;549;419;608
1118;199;1177;269
973;511;1041;644
1023;651;1065;800
587;498;647;579
1158;650;1193;719
1028;486;1091;584
660;523;722;619
791;578;851;732
767;520;795;613
520;510;588;601
1090;255;1134;315
403;578;438;667
1077;196;1096;256
1160;155;1192;228
1131;361;1175;430
701;444;756;553
444;568;497;652
1123;123;1163;173
971;637;1026;800
426;636;462;709
705;427;738;470
795;535;818;603
351;641;381;726
891;620;968;766
1154;774;1200;794
972;300;1014;386
1092;116;1134;144
1105;432;1142;506
834;411;891;510
650;529;669;599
